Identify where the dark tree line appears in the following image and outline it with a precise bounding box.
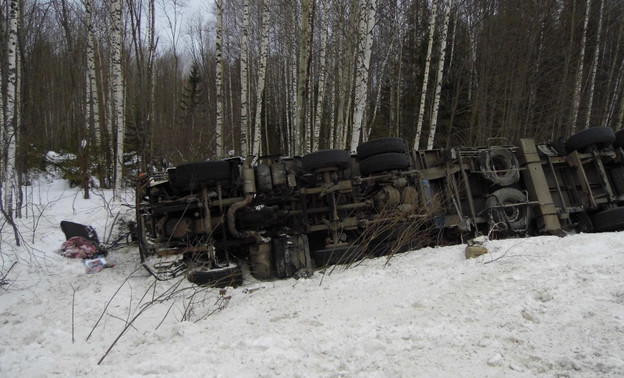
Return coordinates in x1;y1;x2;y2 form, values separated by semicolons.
1;0;623;209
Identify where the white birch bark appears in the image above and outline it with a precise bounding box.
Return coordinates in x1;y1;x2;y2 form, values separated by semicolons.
4;0;20;219
252;0;271;156
240;0;250;156
215;0;224;157
350;0;377;153
569;0;592;135
427;0;452;150
111;0;125;194
85;0;100;147
414;1;438;150
313;1;328;152
291;58;299;155
584;0;604;130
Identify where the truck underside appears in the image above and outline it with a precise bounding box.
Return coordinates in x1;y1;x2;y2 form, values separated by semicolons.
136;127;624;286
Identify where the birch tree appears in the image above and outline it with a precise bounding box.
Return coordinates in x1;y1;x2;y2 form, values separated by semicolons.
251;0;270;156
584;0;604;129
3;0;20;222
427;0;452;150
297;0;313;155
240;0;250;156
312;0;329;152
569;0;592;135
350;0;377;153
414;1;438;150
111;0;125;194
85;0;101;185
215;0;224;157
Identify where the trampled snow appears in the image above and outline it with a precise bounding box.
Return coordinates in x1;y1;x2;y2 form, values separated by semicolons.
1;178;623;377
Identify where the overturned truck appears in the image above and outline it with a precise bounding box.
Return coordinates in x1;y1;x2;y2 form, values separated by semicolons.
136;127;624;286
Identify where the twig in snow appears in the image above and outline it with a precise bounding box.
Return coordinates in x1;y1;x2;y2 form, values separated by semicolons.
70;283;78;343
87;266;142;341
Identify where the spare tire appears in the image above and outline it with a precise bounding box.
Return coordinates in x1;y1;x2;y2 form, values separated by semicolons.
357;137;409;160
485;188;532;232
566;127;615;153
174;160;232;191
591;207;624;232
479;147;520;187
359;152;411;176
301;149;350;172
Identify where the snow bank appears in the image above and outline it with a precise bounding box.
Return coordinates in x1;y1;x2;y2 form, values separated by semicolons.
1;181;623;377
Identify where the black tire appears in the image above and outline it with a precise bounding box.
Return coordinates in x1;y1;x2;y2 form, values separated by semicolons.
591;207;624;232
479;147;520;187
566;127;615;153
174;160;232;191
359;152;411;176
615;129;624;148
187;263;243;287
313;245;363;266
485;188;532;232
301;149;350;172
357;137;409;160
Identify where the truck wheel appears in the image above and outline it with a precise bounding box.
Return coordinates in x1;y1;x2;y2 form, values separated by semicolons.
187;263;243;287
485;188;531;232
174;160;232;191
591;207;624;232
565;126;615;153
301;149;350;172
357;137;408;160
359;152;411;176
615;129;624;148
313;245;363;266
479;147;520;187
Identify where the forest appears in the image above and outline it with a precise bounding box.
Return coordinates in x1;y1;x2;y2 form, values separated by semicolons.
0;0;623;220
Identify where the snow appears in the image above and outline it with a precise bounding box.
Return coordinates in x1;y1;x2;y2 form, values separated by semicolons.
1;178;624;377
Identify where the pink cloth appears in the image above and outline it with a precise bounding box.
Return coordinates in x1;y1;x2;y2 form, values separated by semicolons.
61;236;98;258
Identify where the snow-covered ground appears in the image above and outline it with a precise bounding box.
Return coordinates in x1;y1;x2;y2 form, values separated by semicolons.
1;177;623;377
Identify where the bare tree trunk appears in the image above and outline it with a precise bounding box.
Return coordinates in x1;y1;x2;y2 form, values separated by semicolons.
147;0;156;165
569;0;591;135
4;0;20;221
601;19;623;127
290;59;299;155
584;0;604;130
252;0;271;156
215;0;224;157
313;1;328;152
414;1;437;150
298;0;313;154
427;0;452;150
111;0;125;196
85;0;101;190
350;0;377;153
240;0;250;156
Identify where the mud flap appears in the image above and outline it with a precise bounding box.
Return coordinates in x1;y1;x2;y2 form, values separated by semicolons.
272;234;314;278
